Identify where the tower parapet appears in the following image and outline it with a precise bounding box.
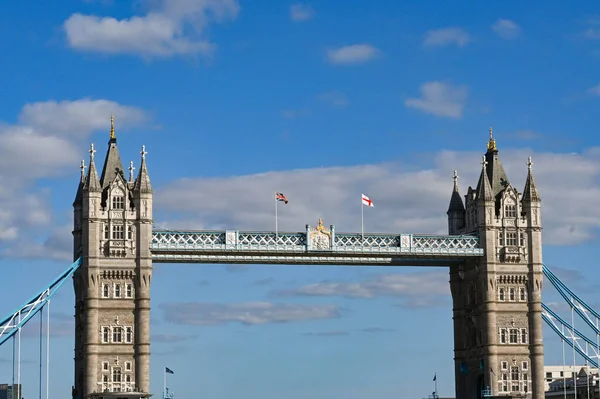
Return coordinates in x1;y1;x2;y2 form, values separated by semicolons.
72;116;153;399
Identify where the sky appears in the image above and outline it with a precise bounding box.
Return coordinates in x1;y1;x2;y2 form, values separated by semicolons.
2;0;600;398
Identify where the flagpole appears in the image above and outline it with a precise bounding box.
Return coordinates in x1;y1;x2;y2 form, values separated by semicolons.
361;195;364;241
275;191;278;238
434;372;438;398
163;367;166;399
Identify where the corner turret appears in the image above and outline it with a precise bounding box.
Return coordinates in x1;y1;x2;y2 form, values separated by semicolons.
447;170;465;235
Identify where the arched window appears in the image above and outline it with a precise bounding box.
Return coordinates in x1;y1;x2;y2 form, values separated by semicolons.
113;368;122;383
499;288;505;301
103;285;110;298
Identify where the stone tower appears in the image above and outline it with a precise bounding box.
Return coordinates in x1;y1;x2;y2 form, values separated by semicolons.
447;129;544;399
72;116;153;399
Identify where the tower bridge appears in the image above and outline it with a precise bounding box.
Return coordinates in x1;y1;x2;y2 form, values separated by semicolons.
1;120;567;399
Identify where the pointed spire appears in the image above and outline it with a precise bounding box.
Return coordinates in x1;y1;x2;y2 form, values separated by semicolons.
84;144;101;192
487;126;497;152
74;159;86;205
134;145;152;193
475;155;493;202
522;156;541;202
447;169;465;213
128;161;135;182
80;159;86;183
100;115;125;188
110;114;115;141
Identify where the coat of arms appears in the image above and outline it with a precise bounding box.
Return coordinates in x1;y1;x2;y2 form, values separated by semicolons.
310;218;332;250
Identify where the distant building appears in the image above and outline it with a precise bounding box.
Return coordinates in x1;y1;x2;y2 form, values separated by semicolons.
545;366;599;398
0;384;22;399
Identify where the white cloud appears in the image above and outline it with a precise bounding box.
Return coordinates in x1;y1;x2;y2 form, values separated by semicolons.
0;98;147;254
275;271;450;308
423;27;470;48
63;0;240;58
404;81;468;119
290;3;314;22
326;44;380;65
154;146;600;247
588;83;600;96
492;19;521;39
317;90;349;108
160;302;340;325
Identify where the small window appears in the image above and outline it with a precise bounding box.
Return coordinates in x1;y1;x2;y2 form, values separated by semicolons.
103;375;109;383
113;368;122;383
127;225;133;240
505;204;517;218
115;284;122;298
521;329;528;344
498;288;505;301
126;374;132;383
509;329;518;344
125;362;132;371
102;327;110;343
501;361;508;371
523;375;528;392
104;224;109;240
498;231;504;246
506;231;517;246
522;361;528;370
519;232;525;246
500;329;507;344
509;288;515;301
520;288;526;301
112;225;124;240
112;196;124;210
103;361;109;371
113;327;122;343
126;284;133;298
126;327;133;343
103;284;110;298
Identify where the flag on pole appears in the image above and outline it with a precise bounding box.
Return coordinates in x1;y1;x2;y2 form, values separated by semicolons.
361;193;374;207
433;373;436;381
275;192;289;204
165;367;174;374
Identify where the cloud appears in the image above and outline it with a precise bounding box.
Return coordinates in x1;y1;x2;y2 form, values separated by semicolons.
290;3;314;22
360;327;395;333
317;90;349;108
0;98;147;255
404;81;468;119
423;27;470;48
588;83;600;96
584;29;600;40
160;302;340;326
492;19;521;39
303;330;349;337
63;0;240;58
155;146;600;247
152;334;197;343
326;44;380;65
274;271;449;308
253;278;275;286
19;312;73;339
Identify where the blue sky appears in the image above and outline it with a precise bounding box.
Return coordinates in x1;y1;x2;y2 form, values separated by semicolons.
2;0;600;398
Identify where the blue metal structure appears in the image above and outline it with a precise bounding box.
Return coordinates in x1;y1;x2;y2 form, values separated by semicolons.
0;257;82;346
151;229;483;264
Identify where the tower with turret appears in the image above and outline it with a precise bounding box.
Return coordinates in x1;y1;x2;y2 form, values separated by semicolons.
72;117;153;399
447;129;544;399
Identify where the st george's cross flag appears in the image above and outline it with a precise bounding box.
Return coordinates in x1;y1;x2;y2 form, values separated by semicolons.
361;193;374;207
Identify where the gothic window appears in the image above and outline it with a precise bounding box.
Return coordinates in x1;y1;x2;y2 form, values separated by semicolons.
125;362;132;371
509;288;515;301
505;204;517;218
104;224;109;240
102;327;110;343
126;327;133;343
125;375;131;383
506;231;517;246
112;225;124;240
498;288;505;301
115;284;122;298
102;374;109;391
102;284;110;298
523;374;528;392
500;329;507;344
520;288;526;301
498;231;504;246
113;327;122;343
501;374;508;392
519;232;525;246
113;368;122;383
127;225;133;240
103;361;109;371
511;367;519;392
509;329;518;344
112;196;124;210
521;329;528;344
126;284;133;298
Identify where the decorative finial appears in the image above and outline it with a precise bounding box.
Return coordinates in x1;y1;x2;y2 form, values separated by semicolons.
141;145;147;160
89;143;96;161
80;159;86;178
453;170;458;184
487;126;497;151
110;115;115;139
527;156;533;171
129;161;135;182
481;155;488;169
